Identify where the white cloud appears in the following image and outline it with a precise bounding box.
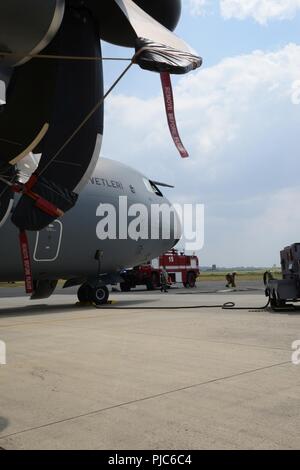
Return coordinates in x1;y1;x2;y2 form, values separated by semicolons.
186;0;210;16
220;0;300;24
187;0;300;23
103;44;300;266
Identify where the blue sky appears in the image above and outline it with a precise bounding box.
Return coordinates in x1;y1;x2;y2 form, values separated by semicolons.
178;4;300;67
102;2;300;96
101;1;300;267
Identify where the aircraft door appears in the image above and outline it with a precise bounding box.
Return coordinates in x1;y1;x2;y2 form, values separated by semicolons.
33;220;63;262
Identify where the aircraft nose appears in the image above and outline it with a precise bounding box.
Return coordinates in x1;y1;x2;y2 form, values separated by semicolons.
169;202;182;248
152;196;182;252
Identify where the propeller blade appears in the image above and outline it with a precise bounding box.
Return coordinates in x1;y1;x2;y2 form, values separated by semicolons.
9;7;104;232
114;0;202;74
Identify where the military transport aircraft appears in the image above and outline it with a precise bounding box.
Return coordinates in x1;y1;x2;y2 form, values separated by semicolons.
0;0;200;298
0;157;180;305
0;0;201;234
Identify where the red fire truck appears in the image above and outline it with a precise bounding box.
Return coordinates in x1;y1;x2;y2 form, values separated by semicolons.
120;249;200;291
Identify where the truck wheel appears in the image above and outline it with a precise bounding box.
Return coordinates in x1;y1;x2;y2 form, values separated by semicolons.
151;273;160;290
270;290;286;309
91;285;109;305
187;272;196;288
120;282;131;292
152;273;159;289
146;273;159;291
270;294;276;309
146;281;153;291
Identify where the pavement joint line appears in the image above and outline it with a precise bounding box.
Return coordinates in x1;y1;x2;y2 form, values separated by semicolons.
125;331;292;352
0;360;291;441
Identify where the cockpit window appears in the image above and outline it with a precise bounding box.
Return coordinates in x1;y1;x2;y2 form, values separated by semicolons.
143;178;163;197
150;181;163;197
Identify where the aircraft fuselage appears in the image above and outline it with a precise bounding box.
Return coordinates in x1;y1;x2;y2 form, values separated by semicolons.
0;158;179;286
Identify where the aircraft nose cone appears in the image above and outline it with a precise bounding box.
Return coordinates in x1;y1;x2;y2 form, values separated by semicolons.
151;197;182;253
170;203;182;248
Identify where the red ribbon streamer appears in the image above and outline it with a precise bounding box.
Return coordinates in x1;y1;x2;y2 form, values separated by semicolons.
19;230;33;295
160;72;189;159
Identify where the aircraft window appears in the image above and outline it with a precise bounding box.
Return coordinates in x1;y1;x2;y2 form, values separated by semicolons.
143;178;163;197
150;181;163;197
143;178;154;193
143;179;163;197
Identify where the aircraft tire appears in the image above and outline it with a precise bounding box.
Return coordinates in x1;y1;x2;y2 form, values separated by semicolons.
77;283;91;303
90;285;109;305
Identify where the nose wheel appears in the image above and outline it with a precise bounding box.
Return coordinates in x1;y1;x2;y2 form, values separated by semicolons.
77;283;109;305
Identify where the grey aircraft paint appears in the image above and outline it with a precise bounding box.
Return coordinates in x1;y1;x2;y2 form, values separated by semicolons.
0;158;180;285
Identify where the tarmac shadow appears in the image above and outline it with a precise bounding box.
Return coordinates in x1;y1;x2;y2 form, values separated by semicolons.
0;298;156;318
0;417;9;434
268;305;300;315
101;299;157;307
0;303;92;318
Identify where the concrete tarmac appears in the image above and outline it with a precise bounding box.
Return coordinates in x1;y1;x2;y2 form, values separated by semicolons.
0;283;300;450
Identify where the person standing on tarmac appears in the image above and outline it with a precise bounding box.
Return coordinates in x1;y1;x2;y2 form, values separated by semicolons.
226;272;237;288
160;266;169;293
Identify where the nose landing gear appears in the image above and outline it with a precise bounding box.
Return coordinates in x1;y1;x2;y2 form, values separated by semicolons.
77;282;109;306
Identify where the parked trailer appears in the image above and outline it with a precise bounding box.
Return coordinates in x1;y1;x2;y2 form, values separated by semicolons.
265;243;300;309
120;250;200;291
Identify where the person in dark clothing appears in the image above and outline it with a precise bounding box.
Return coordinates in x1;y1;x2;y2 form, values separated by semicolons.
160;266;169;293
226;272;237;288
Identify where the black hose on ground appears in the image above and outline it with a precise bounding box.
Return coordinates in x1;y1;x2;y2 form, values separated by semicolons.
95;273;272;311
96;298;270;311
222;299;270;310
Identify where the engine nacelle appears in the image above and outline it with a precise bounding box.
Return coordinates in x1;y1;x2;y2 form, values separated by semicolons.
85;0;182;47
0;0;182;66
0;0;65;67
